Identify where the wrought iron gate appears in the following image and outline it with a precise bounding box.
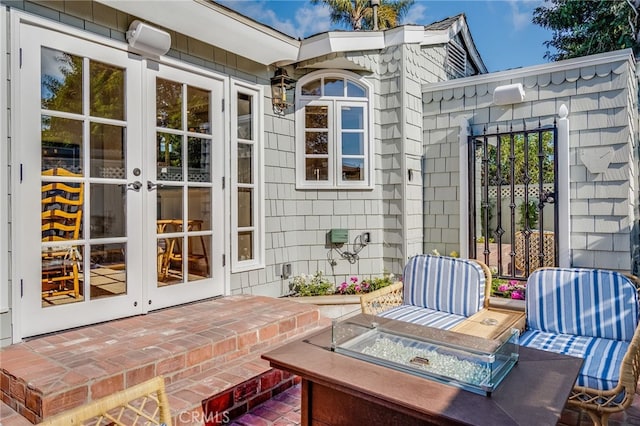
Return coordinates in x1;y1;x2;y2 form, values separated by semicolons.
469;121;558;281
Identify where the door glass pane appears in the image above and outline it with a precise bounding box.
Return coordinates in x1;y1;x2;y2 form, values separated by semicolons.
342;133;363;155
41;47;82;114
157;236;183;285
90;123;125;178
90;61;125;120
42;245;84;306
238;143;253;184
188;235;210;280
188;188;211;230
90;243;126;299
157;187;183;222
157;133;183;181
238;231;253;261
342;159;364;181
324;78;344;96
41;179;85;306
90;183;126;238
187;137;211;182
238;188;253;227
42;180;84;240
187;86;210;134
156;78;182;129
306;159;328;181
42;116;83;174
237;93;252;139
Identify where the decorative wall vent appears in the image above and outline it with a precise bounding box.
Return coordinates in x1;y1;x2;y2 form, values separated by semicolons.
446;38;467;79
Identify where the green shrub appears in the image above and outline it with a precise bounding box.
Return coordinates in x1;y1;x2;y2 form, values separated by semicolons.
289;271;334;296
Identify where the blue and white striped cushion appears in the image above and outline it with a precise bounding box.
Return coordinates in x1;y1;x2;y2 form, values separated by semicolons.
378;304;467;330
520;329;628;391
525;268;639;341
402;255;485;317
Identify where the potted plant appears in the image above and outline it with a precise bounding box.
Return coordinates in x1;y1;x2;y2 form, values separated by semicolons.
518;200;539;230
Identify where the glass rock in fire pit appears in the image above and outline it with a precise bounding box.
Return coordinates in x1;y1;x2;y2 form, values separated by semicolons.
331;314;519;396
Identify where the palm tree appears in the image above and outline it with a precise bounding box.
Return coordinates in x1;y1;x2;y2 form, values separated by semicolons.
310;0;414;31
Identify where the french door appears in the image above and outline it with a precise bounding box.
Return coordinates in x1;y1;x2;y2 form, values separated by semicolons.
145;64;224;310
17;23;224;337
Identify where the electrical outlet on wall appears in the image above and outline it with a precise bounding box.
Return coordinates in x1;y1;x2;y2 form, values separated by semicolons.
281;263;292;279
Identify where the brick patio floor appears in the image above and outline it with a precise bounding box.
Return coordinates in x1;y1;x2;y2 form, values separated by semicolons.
3;292;640;425
0;295;326;425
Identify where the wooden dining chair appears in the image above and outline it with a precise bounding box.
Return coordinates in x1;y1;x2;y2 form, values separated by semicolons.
41;168;84;299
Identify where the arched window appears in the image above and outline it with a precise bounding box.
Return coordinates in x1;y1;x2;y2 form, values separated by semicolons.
295;71;373;189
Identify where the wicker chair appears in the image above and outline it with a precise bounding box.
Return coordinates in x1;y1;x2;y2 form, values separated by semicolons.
569;323;640;425
360;281;404;315
360;255;492;328
521;268;640;426
39;376;171;425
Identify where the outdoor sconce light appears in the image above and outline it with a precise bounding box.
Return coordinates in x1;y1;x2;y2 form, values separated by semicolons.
270;67;296;114
493;83;525;105
126;20;171;57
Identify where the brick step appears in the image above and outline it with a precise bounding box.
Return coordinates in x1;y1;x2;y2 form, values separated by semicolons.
167;353;300;425
0;295;329;424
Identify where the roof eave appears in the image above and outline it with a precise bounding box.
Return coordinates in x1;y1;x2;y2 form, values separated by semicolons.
297;31;386;63
95;0;300;65
421;48;634;92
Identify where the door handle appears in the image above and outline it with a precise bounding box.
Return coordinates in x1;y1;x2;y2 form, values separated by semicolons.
127;181;142;191
147;181;164;191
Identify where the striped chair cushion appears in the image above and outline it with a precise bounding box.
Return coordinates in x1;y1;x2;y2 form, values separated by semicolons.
525;268;639;341
520;329;628;391
402;254;486;317
378;304;466;330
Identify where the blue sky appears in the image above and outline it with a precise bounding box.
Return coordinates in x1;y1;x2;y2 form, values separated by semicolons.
218;0;556;72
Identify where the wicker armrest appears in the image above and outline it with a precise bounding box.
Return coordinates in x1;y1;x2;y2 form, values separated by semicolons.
568;321;640;425
39;376;171;426
360;282;404;315
566;273;640;425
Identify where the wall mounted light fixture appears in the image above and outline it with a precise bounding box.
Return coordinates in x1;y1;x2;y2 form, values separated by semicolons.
270;68;296;114
493;83;525;105
126;20;171;57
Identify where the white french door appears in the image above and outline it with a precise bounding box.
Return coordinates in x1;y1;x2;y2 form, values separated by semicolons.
144;64;225;310
17;22;224;337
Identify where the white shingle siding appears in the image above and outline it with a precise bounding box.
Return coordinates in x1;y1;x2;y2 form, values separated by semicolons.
422;52;638;272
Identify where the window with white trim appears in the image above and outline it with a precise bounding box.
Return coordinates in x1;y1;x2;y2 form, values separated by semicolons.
231;81;264;271
296;71;373;189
